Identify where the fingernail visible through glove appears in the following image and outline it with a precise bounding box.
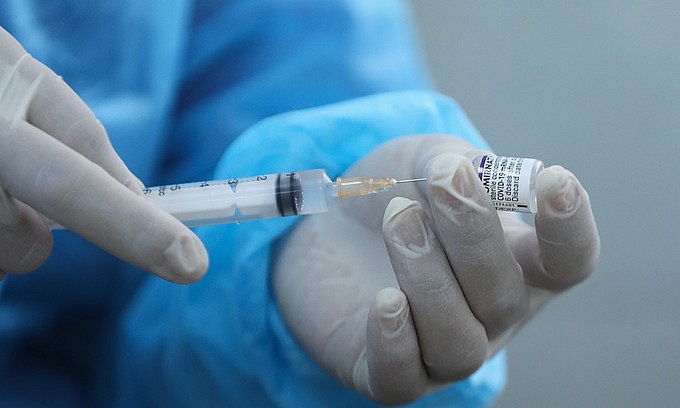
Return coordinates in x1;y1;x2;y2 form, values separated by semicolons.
427;153;489;221
383;197;431;257
374;287;409;336
536;165;582;216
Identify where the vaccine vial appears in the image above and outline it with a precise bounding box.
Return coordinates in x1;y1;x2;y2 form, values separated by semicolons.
472;155;544;213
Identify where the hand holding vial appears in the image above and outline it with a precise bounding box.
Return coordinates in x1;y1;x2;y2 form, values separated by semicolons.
273;135;600;405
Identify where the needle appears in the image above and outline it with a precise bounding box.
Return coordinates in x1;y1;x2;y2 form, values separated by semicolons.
395;177;428;184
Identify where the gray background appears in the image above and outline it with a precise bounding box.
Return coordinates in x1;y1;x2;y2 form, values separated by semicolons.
410;2;680;407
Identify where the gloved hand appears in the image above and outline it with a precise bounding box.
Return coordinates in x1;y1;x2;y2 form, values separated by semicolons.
274;135;600;405
0;27;207;283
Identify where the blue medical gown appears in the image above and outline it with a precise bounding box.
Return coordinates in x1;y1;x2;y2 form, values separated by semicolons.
0;1;505;406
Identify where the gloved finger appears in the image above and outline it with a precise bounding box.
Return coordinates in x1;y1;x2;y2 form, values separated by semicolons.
0;119;208;283
512;165;600;291
362;287;427;405
0;27;143;193
0;188;52;274
425;153;529;338
382;197;488;382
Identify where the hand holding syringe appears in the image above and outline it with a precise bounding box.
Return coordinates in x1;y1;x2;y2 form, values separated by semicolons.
48;155;542;229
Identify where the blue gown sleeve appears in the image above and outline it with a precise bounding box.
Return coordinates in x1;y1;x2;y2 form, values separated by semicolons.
116;2;506;407
156;0;433;184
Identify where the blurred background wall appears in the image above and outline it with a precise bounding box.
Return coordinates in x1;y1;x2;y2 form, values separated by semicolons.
409;1;680;407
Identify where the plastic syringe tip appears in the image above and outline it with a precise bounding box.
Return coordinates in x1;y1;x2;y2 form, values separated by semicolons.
334;176;427;200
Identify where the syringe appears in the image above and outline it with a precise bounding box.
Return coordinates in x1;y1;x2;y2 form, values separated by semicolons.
49;169;425;229
138;169;427;227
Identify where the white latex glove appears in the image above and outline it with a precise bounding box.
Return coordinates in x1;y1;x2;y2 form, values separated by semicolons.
0;27;207;283
274;135;600;405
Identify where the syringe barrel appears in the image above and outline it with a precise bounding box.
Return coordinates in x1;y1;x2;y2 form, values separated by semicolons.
142;169;333;227
472;155;544;213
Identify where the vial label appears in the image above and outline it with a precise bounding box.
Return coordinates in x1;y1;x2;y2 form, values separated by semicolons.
475;155;540;213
